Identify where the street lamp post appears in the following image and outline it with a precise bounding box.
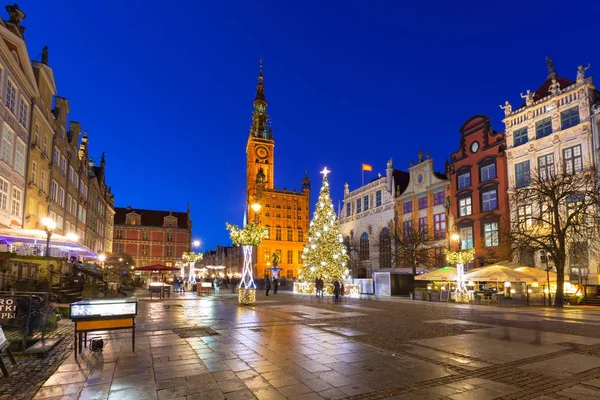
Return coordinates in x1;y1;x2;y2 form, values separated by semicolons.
544;251;552;306
41;217;57;257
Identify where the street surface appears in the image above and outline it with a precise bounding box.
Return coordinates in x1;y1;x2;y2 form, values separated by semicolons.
18;291;600;399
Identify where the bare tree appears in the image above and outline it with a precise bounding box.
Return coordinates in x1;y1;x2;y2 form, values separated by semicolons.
391;224;441;276
508;166;600;307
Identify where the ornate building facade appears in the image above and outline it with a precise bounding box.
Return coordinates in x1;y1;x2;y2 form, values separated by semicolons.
338;159;409;277
502;59;598;284
394;153;449;270
201;245;243;275
113;206;191;268
448;115;510;269
245;62;311;279
0;5;37;229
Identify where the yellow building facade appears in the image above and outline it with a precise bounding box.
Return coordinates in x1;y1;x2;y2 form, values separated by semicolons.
245;62;311;279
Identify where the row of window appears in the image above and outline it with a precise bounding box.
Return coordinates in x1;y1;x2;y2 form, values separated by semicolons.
263;227;304;242
401;213;447;240
115;230;176;242
346;190;384;216
458;222;499;249
0;177;22;218
264;212;302;219
515;145;582;188
458;187;498;217
402;190;445;214
457;164;496;190
1;70;29;129
264;204;303;211
116;244;176;256
512;107;580;148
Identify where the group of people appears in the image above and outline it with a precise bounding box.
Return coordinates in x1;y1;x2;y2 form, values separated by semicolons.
315;277;345;301
172;277;185;294
265;277;279;296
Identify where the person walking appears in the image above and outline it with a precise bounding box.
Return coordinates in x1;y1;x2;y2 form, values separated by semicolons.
315;277;319;297
340;283;345;302
273;278;279;295
333;280;340;302
265;277;272;296
213;277;220;295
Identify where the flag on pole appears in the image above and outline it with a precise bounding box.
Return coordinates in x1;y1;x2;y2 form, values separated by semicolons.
362;163;373;172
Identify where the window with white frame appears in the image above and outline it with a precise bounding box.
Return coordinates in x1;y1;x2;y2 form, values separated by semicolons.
515;160;530;188
67;194;72;214
14;139;24;176
538;153;555;181
74;172;79;189
68;165;74;182
0;177;8;210
42;135;48;154
5;80;16;113
536;117;552;139
1;125;13;165
517;204;533;229
11;187;21;217
376;190;382;207
482;189;498;211
458;171;471;189
40;170;46;192
31;161;37;185
60;155;66;174
484;222;499;247
563;145;582;174
57;215;63;230
71;199;77;215
458;196;472;217
50;180;58;202
480;163;496;182
346;202;351;217
58;186;65;207
18;98;28;127
459;226;473;249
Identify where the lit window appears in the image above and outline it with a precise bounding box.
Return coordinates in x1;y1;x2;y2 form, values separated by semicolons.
517;204;532;229
0;178;9;210
418;217;427;239
484;222;499;247
11;187;21;217
563;145;582;174
14;139;25;176
287;250;293;264
538;153;555;181
434;213;446;239
298;229;303;242
275;227;282;241
459;197;472;217
459;226;473;249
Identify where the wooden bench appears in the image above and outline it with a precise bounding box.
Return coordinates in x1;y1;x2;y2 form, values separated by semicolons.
197;282;213;296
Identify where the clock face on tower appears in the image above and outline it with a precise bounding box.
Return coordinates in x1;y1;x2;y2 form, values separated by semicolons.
255;146;269;160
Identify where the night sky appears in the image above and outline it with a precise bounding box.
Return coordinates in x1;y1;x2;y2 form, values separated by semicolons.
17;0;600;250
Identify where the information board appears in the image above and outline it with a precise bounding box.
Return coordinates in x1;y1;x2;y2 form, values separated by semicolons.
0;297;17;322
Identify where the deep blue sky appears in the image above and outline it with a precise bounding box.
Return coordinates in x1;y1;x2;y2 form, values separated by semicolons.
17;1;600;250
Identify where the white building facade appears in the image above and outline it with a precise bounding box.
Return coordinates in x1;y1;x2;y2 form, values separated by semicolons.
503;59;598;285
338;159;409;278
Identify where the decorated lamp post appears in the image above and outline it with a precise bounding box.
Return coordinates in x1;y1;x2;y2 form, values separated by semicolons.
182;252;203;285
226;222;268;305
445;248;475;303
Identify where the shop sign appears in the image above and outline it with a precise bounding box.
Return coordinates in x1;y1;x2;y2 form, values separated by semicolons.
0;297;17;322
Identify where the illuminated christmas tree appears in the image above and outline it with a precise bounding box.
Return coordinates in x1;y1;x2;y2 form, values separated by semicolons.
299;167;349;283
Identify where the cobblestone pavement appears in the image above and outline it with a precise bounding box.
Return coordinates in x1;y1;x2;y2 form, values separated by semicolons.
11;290;600;399
0;320;74;400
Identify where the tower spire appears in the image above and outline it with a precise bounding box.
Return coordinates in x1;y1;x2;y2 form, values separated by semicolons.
249;59;271;139
255;59;265;101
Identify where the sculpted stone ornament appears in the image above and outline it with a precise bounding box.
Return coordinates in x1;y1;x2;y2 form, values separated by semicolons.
418;149;424;163
549;78;561;95
499;101;512;116
520;89;535;106
577;64;591;83
42;45;48;65
5;4;25;25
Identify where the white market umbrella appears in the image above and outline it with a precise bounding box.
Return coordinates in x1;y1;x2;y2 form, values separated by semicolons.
415;267;458;281
464;265;536;282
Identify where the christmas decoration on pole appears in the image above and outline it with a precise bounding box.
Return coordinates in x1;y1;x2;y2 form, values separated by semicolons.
182;251;203;284
226;222;269;305
296;167;350;293
445;248;475;303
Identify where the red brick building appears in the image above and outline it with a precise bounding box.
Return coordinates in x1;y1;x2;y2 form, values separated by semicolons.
448;115;510;269
113;206;192;268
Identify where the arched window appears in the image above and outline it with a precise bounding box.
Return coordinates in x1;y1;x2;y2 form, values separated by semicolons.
379;228;391;268
359;232;369;261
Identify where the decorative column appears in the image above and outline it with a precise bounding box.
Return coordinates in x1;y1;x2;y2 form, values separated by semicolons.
226;222;268;306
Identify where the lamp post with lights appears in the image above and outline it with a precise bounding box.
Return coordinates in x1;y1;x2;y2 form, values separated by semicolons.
41;217;56;257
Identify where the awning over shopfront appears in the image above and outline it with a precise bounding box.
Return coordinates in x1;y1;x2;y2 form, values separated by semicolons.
0;227;97;257
464;265;536;282
415;267;457;281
